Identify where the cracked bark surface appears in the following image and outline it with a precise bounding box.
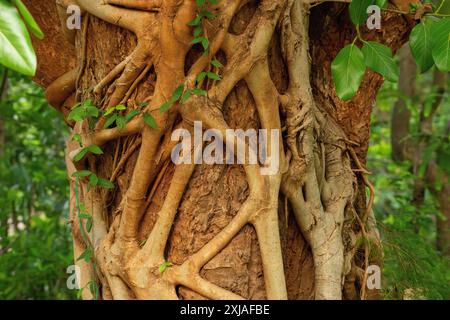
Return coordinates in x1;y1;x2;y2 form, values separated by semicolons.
24;0;413;300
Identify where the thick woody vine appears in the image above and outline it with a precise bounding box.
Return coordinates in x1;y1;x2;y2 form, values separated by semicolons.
41;0;450;300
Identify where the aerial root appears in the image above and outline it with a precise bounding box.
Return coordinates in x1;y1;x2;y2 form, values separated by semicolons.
105;0;162;11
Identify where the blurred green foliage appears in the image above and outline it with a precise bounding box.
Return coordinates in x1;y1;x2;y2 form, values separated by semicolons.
0;66;75;299
370;70;450;300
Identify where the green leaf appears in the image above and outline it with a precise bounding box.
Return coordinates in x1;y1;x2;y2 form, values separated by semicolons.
196;0;206;7
87;145;103;155
188;15;202;27
72;170;92;178
0;0;36;75
191;88;207;95
144;112;158;129
182;90;192;103
410;21;435;73
138;101;149;108
206;72;221;81
115;104;127;111
159;101;172;112
116;115;126;129
431;18;450;72
200;10;215;20
98;179;114;189
211;58;223;68
191;36;205;45
77;248;92;263
86;219;93;233
194;26;203;38
172;84;185;101
361;41;399;82
331;43;366;101
74;147;90;162
12;0;44;39
375;0;387;9
73;134;82;143
201;37;209;51
89;174;99;187
79;213;91;220
67;107;85;122
197;72;207;82
125;109;140;123
159;261;173;274
103;114;118;129
349;0;375;26
104;107;116;117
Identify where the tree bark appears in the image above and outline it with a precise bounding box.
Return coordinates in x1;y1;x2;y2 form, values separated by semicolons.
24;0;413;300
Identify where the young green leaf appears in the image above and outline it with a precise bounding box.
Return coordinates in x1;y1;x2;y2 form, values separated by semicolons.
410;20;435;73
172;84;185;101
67;107;85;122
431;18;450;72
361;41;399;82
104;106;116;117
159;261;173;274
115;104;127;111
206;72;221;81
74;147;90;162
197;72;207;83
159;101;173;113
191;88;207;95
89;174;99;187
200;10;215;20
72;170;92;178
87;145;103;155
103;114;118;129
196;0;206;7
125;109;140;123
211;58;223;68
98;179;114;189
182;90;192;103
194;26;203;38
331;43;366;101
116;116;126;129
188;15;202;27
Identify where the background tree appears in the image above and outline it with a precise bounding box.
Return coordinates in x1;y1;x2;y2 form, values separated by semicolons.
0;66;74;299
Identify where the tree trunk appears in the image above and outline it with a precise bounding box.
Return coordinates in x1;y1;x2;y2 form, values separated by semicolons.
24;0;412;300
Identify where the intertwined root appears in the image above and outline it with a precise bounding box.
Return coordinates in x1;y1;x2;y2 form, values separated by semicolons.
50;0;375;300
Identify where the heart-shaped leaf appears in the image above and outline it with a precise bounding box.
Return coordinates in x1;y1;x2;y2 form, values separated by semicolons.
362;41;399;82
410;20;435;73
332;43;366;101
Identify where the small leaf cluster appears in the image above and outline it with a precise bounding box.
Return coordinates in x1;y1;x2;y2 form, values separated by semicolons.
158;0;222;113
